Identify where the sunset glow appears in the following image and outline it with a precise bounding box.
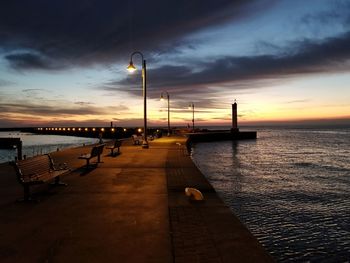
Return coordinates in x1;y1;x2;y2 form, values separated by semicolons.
0;1;349;127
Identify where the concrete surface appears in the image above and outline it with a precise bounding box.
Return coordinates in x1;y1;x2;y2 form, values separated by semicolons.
0;136;273;262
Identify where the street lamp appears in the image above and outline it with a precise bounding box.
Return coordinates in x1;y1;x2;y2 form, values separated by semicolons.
160;91;171;136
188;102;194;132
127;51;149;149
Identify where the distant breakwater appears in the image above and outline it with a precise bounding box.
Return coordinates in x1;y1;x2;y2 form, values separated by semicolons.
187;130;256;142
0;127;164;140
185;130;257;151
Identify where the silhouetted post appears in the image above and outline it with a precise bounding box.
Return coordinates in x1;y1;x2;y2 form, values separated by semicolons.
231;101;239;133
160;91;171;136
17;140;23;160
189;103;195;132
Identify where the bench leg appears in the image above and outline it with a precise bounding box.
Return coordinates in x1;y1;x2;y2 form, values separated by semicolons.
23;184;30;201
50;176;67;186
16;185;38;203
98;154;101;163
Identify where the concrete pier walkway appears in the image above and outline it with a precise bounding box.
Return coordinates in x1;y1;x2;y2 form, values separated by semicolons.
0;136;273;262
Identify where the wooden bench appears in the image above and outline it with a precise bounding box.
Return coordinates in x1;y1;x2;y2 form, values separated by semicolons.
78;144;105;168
13;154;69;201
106;139;122;156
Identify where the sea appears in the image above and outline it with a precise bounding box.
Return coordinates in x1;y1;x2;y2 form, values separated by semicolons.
191;126;350;262
0;131;97;163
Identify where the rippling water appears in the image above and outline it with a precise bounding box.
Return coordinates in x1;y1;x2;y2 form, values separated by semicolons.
0;132;97;163
191;127;350;262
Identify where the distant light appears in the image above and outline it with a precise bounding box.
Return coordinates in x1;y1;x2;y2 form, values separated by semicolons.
67;128;70;131
92;128;96;131
55;128;58;131
138;128;142;133
101;128;105;132
72;128;76;131
59;128;62;131
78;128;82;131
63;128;66;131
123;128;127;132
85;128;88;131
127;61;136;72
111;128;115;132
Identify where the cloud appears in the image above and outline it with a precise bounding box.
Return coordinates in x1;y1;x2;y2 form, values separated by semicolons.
112;31;350;96
5;53;66;71
0;0;270;70
74;101;95;106
0;79;14;87
301;1;350;28
0;101;128;117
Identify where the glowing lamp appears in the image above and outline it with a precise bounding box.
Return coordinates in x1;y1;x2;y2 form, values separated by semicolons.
127;61;136;72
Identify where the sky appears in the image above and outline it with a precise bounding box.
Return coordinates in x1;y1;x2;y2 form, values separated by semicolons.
0;0;350;127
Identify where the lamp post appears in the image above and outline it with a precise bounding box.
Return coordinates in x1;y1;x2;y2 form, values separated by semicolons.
188;102;194;132
160;91;171;136
127;51;149;148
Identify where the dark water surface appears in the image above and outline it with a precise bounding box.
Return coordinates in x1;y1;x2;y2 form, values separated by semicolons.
191;128;350;262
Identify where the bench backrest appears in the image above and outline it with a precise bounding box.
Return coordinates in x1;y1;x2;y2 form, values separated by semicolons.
115;140;122;147
15;154;53;178
91;144;104;157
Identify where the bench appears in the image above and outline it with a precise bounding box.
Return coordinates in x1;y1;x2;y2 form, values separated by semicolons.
13;154;69;201
106;139;122;156
132;134;142;145
78;144;105;168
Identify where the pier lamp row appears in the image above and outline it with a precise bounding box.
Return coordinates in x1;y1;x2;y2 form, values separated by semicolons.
38;127;130;132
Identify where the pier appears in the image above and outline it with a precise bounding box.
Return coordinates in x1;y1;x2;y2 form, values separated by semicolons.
0;136;272;262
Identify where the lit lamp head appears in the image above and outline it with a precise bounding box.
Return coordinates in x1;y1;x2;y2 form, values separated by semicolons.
160;94;164;101
127;61;136;73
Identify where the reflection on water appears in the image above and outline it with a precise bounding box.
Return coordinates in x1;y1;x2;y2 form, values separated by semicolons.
191;128;350;262
0;132;97;163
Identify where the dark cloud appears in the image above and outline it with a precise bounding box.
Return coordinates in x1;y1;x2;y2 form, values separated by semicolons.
0;102;128;116
74;101;95;106
112;31;350;96
5;53;65;71
0;0;268;70
301;1;350;27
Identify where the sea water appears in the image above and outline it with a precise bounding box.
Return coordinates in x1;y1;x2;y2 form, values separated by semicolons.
0;132;97;163
191;127;350;262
